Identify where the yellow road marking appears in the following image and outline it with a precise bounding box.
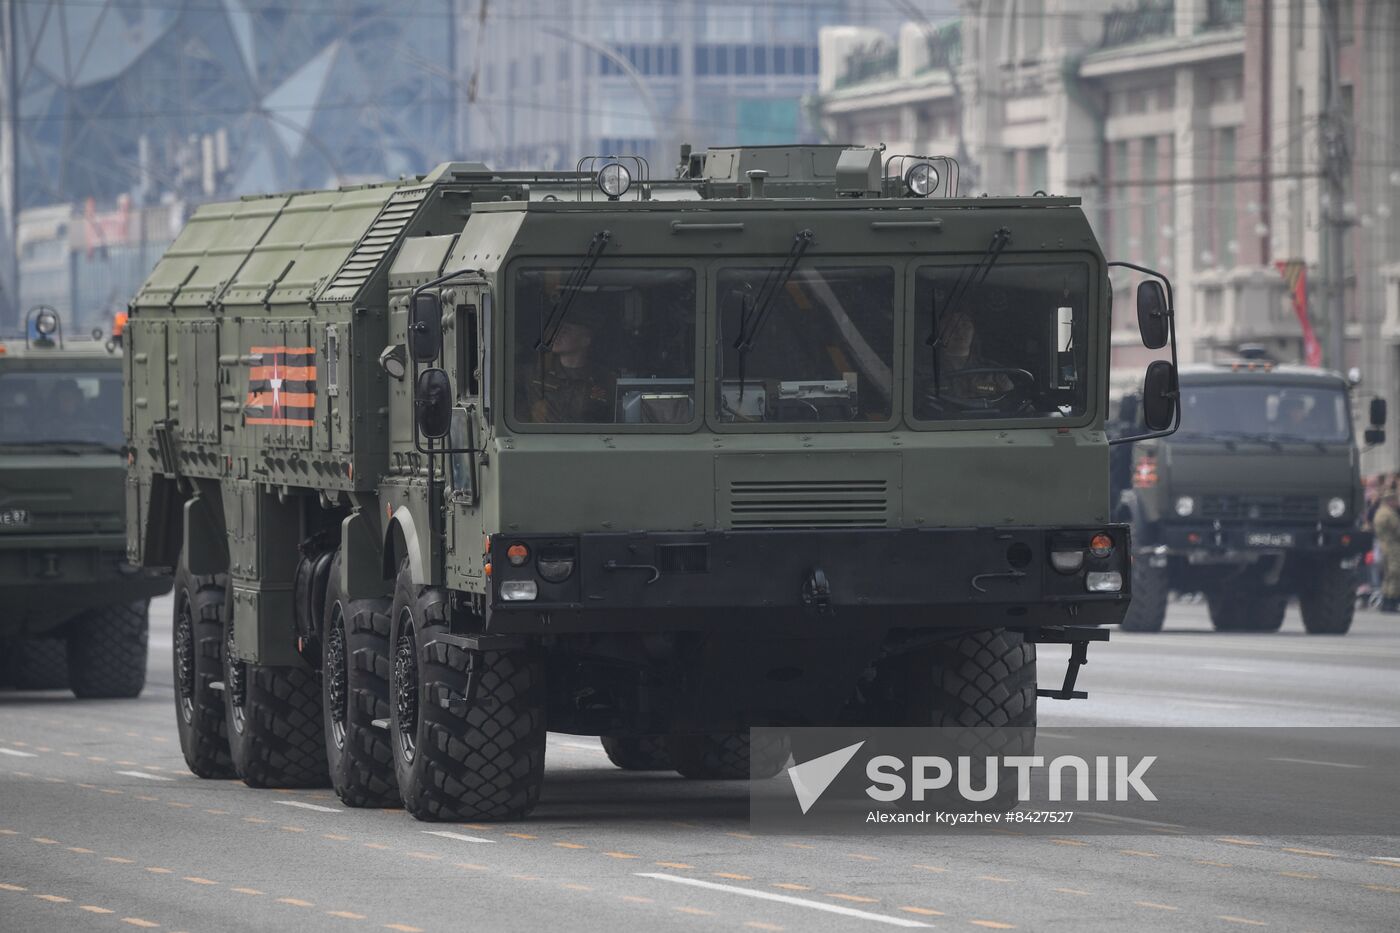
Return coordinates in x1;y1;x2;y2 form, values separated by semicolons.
101;789;123;796
32;837;58;844
827;893;879;903
0;883;28;891
726;832;756;840
772;883;811;891
0;829;15;835
1054;888;1091;896
744;923;784;931
363;843;390;850
1136;901;1179;911
44;778;66;784
87;756;108;762
847;853;880;861
555;843;588;850
1282;847;1338;859
242;817;269;824
978;875;1013;882
784;843;815;850
122;919;160;928
115;760;137;766
35;894;71;902
1119;850;1160;858
279;826;305;833
81;906;115;914
384;925;424;932
1368;859;1400;869
459;824;492;831
655;861;693;869
1218;916;1267;926
232;888;264;896
183;877;218;885
1196;859;1233;868
970;922;1016;930
510;874;541;882
912;864;946;873
404;852;442;861
1051;839;1087;847
166;802;192;809
715;872;752;880
675;906;713;915
67;847;95;854
604;851;641;859
1218;837;1264;847
62;751;80;758
324;834;351;841
76;784;97;789
277;897;315;907
145;868;173;875
562;883;592;892
105;857;134;864
900;906;944;916
1362;883;1400;893
454;864;489;872
504;832;537;840
205;810;228;816
326;910;367;919
1279;871;1318;879
135;796;158;802
620;895;654;904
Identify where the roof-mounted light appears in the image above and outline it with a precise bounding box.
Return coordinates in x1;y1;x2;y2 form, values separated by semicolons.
34;307;59;336
597;162;632;199
904;162;939;198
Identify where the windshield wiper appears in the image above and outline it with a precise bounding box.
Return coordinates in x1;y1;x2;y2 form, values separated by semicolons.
925;226;1011;398
534;229;611;350
731;229;814;401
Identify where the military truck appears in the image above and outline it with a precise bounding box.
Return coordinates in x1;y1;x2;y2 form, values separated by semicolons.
1113;356;1381;634
125;145;1177;819
0;308;170;697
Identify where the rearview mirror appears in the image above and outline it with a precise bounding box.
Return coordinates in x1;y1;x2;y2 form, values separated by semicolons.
1137;281;1169;350
409;292;443;362
415;368;453;439
1141;360;1177;431
1365;428;1386;447
1370;397;1387;427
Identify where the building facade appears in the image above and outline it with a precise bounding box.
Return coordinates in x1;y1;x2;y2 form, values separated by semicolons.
817;0;1400;469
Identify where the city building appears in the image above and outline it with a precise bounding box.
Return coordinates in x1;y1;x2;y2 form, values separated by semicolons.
817;0;1400;469
456;0;857;175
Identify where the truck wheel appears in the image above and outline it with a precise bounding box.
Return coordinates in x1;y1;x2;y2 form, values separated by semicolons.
172;569;234;778
601;735;671;771
667;733;789;780
1208;591;1286;632
901;629;1037;728
389;563;546;821
1121;555;1168;632
1299;563;1357;635
66;601;149;699
322;555;399;807
7;638;70;690
223;611;329;788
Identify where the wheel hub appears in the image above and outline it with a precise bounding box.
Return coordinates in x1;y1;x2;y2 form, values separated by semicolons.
175;593;195;724
393;610;419;762
226;617;248;734
326;607;349;750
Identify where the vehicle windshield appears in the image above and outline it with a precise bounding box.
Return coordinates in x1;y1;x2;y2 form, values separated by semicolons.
0;368;123;447
715;266;895;423
1178;383;1350;443
513;267;696;425
913;261;1090;421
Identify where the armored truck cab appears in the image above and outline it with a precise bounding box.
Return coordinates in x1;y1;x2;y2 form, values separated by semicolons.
127;146;1176;818
0;310;170;696
1113;361;1378;634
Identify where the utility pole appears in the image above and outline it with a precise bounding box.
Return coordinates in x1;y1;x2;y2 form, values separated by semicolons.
0;0;20;333
1317;0;1350;371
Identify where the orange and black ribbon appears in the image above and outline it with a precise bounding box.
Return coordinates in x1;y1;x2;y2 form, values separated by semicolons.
245;346;317;428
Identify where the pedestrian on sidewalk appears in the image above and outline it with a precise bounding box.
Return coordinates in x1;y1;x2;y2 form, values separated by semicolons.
1373;482;1400;613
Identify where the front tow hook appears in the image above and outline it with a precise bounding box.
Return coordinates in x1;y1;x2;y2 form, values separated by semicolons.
970;569;1027;593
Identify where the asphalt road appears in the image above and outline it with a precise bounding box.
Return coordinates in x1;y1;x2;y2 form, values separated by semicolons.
3;597;1399;933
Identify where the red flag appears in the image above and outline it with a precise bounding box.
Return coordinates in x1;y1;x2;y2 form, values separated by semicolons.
1276;260;1320;367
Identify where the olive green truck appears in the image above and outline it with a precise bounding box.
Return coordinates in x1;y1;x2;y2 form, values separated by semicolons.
1;309;170;697
125;146;1177;820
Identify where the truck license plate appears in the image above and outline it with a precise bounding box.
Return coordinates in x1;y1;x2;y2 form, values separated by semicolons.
0;508;30;527
1247;532;1293;547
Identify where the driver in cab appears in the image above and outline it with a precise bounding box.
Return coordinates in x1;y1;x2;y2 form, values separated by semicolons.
932;310;1014;404
523;310;617;423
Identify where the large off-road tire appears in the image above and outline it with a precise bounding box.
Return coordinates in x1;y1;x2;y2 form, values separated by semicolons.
901;628;1038;728
223;610;329;788
322;555;398;807
6;637;70;690
1299;562;1357;635
667;732;789;780
67;601;149;699
389;563;546;821
601;735;671;771
172;569;235;778
1121;553;1169;632
1207;589;1287;632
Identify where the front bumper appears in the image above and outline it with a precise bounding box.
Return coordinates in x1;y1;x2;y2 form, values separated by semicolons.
484;526;1130;633
1154;521;1370;558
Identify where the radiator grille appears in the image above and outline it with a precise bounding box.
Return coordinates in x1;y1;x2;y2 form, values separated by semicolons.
728;479;890;529
1198;494;1316;522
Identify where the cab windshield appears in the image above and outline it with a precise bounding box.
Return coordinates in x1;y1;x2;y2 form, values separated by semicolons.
0;368;123;447
512;267;697;425
715;266;895;423
913;261;1090;421
1178;383;1351;444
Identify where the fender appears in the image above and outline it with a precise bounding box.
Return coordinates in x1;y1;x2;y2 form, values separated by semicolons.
182;489;227;576
386;506;428;587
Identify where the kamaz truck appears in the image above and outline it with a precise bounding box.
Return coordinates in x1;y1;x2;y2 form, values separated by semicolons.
1113;357;1380;634
1;308;170;697
125;146;1177;819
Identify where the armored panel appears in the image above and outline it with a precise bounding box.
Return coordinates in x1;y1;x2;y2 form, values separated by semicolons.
322;185;431;302
133;197;288;311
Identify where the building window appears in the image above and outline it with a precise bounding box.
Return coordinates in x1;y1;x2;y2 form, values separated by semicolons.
1027;147;1048;193
1141;137;1158;269
1212;127;1238;264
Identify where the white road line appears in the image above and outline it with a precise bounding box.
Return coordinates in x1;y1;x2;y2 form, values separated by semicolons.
1075;811;1188;830
422;830;497;844
275;800;343;813
0;748;38;758
555;741;607;753
1267;757;1364;770
637;872;931;928
115;770;173;781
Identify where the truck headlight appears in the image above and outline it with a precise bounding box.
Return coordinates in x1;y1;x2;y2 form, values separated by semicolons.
500;580;538;601
1050;550;1085;574
1327;497;1347;519
1086;571;1123;593
597;162;631;198
1174;496;1195;517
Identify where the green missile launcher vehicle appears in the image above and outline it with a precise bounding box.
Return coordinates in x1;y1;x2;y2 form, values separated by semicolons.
125;146;1178;819
0;307;171;697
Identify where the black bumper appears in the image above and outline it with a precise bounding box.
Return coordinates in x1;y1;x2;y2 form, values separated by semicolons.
1154;522;1371;557
484;526;1130;633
